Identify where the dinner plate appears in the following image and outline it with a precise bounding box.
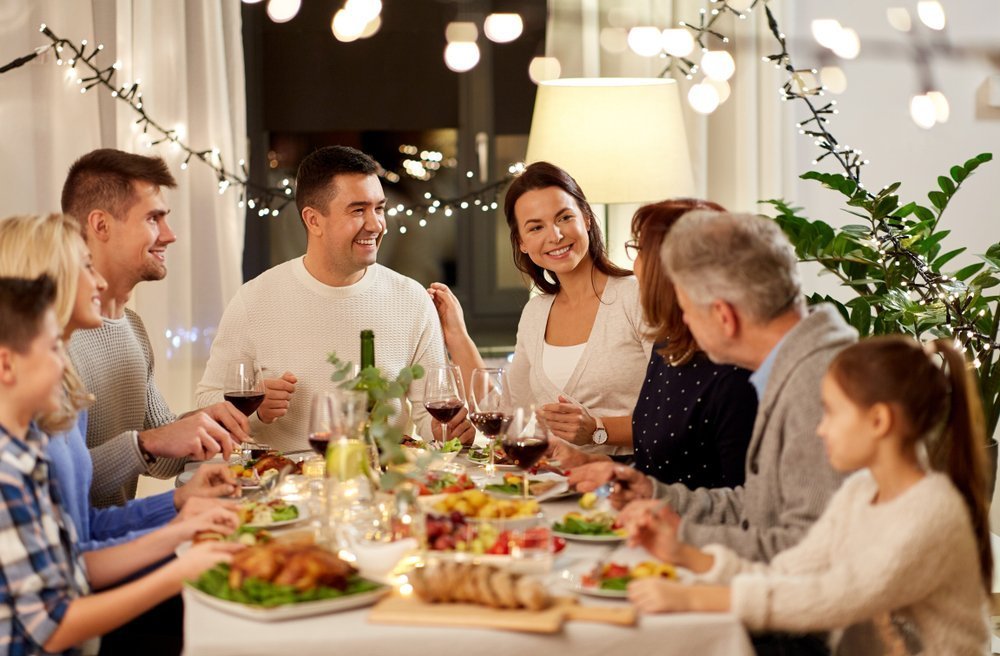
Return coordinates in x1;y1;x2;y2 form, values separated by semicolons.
177;468;262;490
243;503;308;528
184;582;389;621
551;530;625;544
573;582;629;599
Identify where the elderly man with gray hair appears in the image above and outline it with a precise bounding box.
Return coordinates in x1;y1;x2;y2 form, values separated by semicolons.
570;210;855;563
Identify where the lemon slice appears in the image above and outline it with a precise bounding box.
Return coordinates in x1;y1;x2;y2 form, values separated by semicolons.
325;440;370;481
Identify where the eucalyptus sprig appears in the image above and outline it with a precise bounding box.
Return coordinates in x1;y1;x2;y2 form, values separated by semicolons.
328;352;442;490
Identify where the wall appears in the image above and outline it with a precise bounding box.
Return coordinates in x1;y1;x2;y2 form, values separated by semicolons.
787;1;1000;300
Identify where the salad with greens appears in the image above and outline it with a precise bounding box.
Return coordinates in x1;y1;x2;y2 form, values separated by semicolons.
552;512;624;537
192;564;381;607
401;436;462;453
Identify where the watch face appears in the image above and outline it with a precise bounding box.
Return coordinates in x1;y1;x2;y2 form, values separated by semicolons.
592;428;608;445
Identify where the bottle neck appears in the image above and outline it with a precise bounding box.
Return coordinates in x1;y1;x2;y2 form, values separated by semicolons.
360;333;375;369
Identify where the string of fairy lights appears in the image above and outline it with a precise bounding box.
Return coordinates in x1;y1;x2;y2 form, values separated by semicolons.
650;0;998;365
0;23;513;232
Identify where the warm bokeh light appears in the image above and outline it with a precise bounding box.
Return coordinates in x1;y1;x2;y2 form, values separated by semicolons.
688;82;720;114
627;26;663;57
528;57;561;84
484;13;523;43
267;0;301;23
700;51;735;81
444;41;480;72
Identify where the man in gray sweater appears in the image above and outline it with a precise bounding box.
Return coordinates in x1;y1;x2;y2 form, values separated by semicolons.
571;211;855;563
62;149;251;507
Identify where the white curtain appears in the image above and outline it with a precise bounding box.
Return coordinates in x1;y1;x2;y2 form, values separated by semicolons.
0;0;246;412
545;0;799;219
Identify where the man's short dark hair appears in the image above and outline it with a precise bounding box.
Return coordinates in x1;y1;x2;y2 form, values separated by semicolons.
0;275;56;353
295;146;379;216
61;149;177;229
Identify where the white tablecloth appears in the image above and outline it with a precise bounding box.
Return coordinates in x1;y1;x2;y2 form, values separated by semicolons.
182;485;753;656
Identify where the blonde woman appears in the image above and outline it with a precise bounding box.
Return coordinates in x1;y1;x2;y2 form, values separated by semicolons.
0;214;238;551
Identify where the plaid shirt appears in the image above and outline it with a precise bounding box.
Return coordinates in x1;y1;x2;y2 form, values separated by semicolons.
0;423;89;655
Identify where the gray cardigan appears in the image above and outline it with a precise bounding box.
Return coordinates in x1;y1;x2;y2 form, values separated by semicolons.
655;304;857;561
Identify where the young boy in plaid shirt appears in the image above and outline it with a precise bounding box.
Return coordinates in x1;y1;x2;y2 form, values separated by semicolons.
0;275;239;655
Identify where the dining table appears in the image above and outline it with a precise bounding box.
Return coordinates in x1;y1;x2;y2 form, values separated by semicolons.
181;455;755;656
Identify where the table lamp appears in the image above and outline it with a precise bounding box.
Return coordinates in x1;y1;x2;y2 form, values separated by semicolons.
525;78;695;203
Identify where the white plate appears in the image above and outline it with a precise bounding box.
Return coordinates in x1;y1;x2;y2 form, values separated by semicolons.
176;468;262;490
551;530;625;544
574;582;629;599
243;503;308;528
184;582;388;621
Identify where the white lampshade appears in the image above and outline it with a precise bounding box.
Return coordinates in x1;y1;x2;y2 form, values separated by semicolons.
525;78;695;204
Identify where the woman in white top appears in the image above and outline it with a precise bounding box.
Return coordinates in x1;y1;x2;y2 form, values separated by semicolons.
621;336;991;655
429;162;651;454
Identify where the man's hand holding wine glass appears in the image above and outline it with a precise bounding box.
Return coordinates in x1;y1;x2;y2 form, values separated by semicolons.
259;371;297;424
430;404;476;445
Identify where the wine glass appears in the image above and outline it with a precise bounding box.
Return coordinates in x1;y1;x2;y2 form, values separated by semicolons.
224;358;266;462
501;406;550;498
468;367;512;475
422;365;466;449
308;392;342;457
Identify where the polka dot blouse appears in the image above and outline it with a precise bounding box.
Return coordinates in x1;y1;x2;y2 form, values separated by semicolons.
631;349;757;489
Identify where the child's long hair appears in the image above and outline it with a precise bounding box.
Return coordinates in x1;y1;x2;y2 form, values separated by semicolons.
828;335;992;592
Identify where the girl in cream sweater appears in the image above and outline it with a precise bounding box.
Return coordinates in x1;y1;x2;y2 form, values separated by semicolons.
621;336;991;655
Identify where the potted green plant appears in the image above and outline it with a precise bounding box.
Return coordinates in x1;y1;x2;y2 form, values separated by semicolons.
764;152;997;491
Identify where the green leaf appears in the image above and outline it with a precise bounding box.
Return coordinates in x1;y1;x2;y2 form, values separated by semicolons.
972;274;1000;290
951;165;967;183
932;247;966;270
927;191;947;211
980;244;1000;270
893;202;917;218
954;262;986;281
849;298;872;336
937;176;956;195
912;205;935;224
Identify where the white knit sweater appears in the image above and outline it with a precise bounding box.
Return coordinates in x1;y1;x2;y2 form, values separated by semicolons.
697;470;989;655
508;275;652;455
195;259;447;452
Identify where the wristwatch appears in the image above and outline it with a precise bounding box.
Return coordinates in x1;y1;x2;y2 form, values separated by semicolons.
591;417;608;445
136;432;158;466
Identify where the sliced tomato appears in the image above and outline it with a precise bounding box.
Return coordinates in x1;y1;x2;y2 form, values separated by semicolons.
603;563;630;579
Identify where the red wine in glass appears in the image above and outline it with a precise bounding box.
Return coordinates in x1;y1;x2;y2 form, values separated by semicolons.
224;391;265;417
469;412;512;438
502;436;548;470
424;399;464;424
308;431;332;456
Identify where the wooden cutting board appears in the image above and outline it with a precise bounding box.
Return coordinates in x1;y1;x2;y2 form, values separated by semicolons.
368;595;636;634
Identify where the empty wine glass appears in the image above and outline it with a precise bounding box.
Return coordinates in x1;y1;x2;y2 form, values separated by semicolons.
224;358;265;462
502;406;550;498
468;367;512;475
422;365;466;448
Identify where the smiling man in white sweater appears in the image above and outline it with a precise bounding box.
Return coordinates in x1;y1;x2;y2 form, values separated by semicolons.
196;146;473;451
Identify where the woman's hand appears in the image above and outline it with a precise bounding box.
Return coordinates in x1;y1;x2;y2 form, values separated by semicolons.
427;283;471;344
538;396;597;445
629;580;731;614
620;500;684;564
546;436;607;469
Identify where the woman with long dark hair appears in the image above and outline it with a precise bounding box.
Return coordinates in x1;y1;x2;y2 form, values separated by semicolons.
429;161;650;454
